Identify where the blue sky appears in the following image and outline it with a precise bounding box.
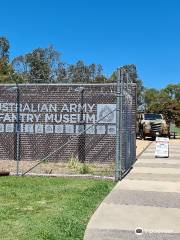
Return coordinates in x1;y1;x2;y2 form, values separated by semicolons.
1;0;180;88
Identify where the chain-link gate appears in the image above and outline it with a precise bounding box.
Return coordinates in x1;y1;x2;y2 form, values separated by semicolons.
115;68;137;180
0;68;136;181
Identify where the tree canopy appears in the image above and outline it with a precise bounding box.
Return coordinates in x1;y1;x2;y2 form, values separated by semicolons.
0;36;10;77
144;84;180;126
1;36;179;126
108;64;144;107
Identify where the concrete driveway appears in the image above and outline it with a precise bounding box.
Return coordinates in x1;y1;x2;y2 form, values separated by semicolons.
84;139;180;240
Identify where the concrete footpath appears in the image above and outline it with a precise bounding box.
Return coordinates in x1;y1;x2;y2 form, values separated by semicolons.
84;139;180;240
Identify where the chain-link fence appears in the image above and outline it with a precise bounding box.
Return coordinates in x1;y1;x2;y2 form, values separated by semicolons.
115;68;137;180
0;69;136;180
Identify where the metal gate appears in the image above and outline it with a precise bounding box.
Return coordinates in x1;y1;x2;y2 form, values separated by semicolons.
115;68;137;180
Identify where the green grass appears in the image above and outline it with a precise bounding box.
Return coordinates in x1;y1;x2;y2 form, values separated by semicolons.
170;124;180;135
0;176;115;240
173;126;180;135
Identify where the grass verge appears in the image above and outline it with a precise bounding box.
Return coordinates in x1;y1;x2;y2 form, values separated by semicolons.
171;124;180;135
0;176;115;240
173;126;180;135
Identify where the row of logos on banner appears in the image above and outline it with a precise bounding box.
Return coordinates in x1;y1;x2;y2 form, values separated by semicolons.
0;123;116;135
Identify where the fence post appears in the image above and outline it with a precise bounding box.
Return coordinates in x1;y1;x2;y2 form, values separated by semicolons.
76;87;86;163
16;83;21;176
115;68;123;181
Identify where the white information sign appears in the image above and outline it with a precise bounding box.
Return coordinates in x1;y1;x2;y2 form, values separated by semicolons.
155;137;169;158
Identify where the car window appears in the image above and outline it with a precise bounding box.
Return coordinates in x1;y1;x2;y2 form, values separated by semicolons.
144;114;162;120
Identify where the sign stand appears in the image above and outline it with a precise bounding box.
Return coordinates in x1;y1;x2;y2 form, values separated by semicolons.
155;137;169;158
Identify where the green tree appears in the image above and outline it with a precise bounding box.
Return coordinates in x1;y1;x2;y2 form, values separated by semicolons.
0;36;9;58
0;36;10;76
56;62;68;82
149;100;180;126
89;63;106;83
0;36;22;83
108;64;144;107
26;48;51;83
67;61;105;83
89;63;96;82
144;88;160;109
13;45;61;83
12;55;29;81
123;64;144;106
67;60;91;83
145;84;180;126
162;84;180;101
93;75;107;83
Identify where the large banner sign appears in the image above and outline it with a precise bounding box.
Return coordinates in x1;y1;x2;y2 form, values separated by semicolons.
0;102;116;135
0;84;118;162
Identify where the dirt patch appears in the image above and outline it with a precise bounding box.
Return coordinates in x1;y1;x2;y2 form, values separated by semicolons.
0;140;152;176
